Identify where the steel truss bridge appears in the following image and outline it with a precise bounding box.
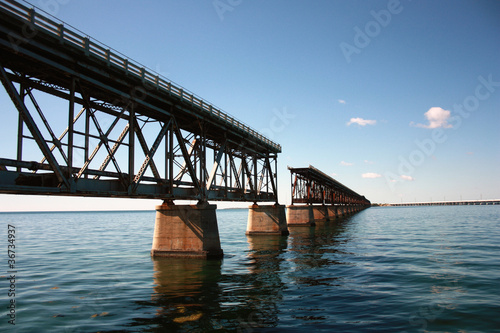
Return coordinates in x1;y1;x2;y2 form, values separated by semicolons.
289;165;370;206
0;0;281;203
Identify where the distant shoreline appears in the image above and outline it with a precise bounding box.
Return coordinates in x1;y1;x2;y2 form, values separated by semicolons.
373;199;500;207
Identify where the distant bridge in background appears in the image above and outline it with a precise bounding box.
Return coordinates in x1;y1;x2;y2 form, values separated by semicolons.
289;165;370;206
386;200;500;207
284;166;370;226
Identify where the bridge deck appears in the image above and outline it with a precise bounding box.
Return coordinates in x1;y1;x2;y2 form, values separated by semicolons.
0;0;280;154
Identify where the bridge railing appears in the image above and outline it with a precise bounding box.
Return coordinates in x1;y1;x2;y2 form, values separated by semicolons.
0;0;281;153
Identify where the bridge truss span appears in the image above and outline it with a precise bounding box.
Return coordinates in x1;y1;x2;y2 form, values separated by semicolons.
289;165;370;206
0;0;280;203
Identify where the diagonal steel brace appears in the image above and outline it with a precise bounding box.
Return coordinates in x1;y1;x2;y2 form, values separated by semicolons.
0;65;70;189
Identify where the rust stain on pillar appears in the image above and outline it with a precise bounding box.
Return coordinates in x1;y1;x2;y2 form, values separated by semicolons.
246;204;289;236
151;202;223;259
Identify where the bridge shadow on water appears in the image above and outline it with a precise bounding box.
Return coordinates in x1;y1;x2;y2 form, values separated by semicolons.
124;216;357;332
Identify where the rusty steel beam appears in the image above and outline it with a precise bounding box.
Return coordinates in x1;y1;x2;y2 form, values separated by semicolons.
0;0;280;202
289;165;370;206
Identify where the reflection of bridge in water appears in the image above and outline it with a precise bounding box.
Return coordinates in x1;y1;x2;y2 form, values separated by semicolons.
0;0;370;259
147;218;355;331
150;235;287;331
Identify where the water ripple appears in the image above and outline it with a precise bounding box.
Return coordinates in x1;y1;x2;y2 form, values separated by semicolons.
0;206;498;332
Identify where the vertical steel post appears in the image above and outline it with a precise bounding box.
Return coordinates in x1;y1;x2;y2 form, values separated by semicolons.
253;155;257;200
228;150;232;191
164;122;169;191
241;156;245;194
128;106;135;187
224;144;228;196
16;83;25;172
193;136;198;191
84;102;90;179
168;121;174;192
307;179;311;205
200;123;206;201
68;78;75;178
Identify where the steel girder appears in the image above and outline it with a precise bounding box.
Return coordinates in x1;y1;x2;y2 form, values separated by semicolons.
289;166;370;206
0;1;279;202
0;68;278;202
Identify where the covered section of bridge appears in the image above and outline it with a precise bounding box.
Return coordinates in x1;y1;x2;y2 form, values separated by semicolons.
287;166;370;226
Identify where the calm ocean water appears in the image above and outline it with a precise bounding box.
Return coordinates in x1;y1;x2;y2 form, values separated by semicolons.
1;205;499;332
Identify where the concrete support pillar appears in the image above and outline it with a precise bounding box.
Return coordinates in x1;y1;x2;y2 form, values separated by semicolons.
286;205;315;226
339;205;345;217
151;202;223;259
327;206;337;220
246;204;289;236
312;205;329;222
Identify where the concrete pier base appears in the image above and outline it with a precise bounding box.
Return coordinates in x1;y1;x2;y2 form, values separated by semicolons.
312;205;329;222
151;202;223;259
246;204;289;236
327;206;337;220
338;206;345;217
286;205;315;226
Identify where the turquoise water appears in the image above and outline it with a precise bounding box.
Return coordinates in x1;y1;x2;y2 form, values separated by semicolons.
1;205;499;332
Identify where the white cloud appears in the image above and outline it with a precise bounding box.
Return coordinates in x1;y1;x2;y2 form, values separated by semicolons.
347;117;377;126
338;99;346;104
400;175;414;181
362;173;382;178
411;107;452;129
340;161;353;166
364;160;375;164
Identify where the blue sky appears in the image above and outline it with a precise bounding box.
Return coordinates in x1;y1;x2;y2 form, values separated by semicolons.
1;0;499;210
